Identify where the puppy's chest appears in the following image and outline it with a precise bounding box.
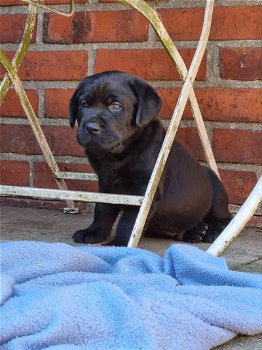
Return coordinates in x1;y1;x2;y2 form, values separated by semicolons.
100;167;148;195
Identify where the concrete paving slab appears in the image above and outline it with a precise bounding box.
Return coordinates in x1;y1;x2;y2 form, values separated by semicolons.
0;205;261;349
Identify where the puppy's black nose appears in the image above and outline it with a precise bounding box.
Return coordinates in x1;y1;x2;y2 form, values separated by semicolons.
85;122;100;134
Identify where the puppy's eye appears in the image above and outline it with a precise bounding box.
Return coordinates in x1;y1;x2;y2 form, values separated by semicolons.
80;101;89;108
109;102;122;111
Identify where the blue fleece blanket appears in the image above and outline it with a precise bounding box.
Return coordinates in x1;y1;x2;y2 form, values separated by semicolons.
0;241;261;350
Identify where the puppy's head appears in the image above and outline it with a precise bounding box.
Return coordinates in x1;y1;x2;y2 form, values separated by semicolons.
69;71;162;153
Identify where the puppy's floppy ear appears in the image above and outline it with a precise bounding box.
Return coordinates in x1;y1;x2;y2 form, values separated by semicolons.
69;89;78;128
129;78;162;127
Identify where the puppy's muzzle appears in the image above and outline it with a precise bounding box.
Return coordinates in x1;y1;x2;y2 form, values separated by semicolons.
84;122;101;134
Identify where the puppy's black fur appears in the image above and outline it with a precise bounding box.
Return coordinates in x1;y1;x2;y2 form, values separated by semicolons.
69;71;231;246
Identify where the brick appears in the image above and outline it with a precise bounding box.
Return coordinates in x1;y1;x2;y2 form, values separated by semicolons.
0;0;23;5
96;49;206;81
157;88;191;119
43;13;73;44
0;14;36;43
220;48;262;81
159;7;261;41
220;169;258;205
0;89;38;118
47;0;86;3
0;51;88;81
158;8;203;41
0;124;84;157
0;124;42;155
41;125;84;158
44;0;86;3
194;88;262;123
33;162;98;192
74;11;148;43
211;6;261;40
45;89;74;118
44;11;148;44
0;160;30;186
157;88;262;122
0;0;85;5
213;129;262;164
98;0;158;2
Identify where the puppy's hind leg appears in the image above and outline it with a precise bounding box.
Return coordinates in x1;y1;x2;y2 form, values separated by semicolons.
203;170;231;243
183;221;209;243
203;218;231;243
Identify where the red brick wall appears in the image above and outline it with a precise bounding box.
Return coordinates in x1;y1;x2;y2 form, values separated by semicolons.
1;0;261;208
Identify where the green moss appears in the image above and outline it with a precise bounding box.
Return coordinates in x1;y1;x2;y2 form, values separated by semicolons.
0;7;36;103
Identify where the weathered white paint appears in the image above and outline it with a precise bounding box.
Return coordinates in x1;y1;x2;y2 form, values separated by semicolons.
207;176;262;256
128;0;215;248
55;171;98;181
122;0;219;178
0;185;144;206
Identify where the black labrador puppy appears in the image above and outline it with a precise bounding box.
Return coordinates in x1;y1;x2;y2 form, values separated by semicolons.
69;71;231;246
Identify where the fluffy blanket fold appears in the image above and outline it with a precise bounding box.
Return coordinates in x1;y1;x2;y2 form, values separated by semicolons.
1;241;261;350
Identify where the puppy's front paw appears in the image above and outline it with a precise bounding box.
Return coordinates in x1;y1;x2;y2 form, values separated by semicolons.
72;229;102;244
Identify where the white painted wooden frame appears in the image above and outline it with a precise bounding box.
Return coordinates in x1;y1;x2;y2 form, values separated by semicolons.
1;0;261;256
